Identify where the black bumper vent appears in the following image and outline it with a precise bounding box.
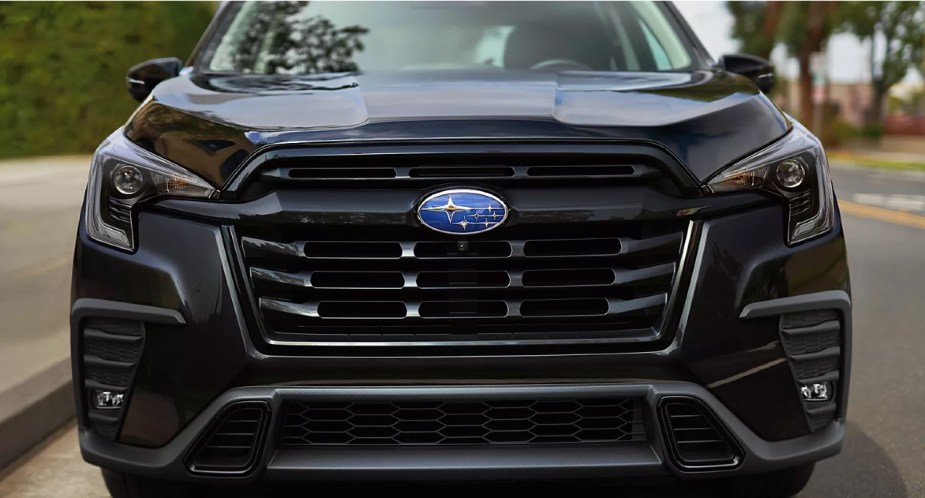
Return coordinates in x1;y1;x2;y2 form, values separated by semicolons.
281;398;646;446
189;402;269;475
81;318;144;439
780;310;843;431
659;398;741;470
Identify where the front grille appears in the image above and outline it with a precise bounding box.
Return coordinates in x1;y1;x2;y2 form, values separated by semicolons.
232;144;690;351
81;318;144;439
659;398;741;470
780;310;843;431
188;402;269;475
239;225;684;348
280;398;645;446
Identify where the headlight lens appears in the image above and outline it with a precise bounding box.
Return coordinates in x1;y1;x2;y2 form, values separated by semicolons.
86;130;216;251
705;124;835;245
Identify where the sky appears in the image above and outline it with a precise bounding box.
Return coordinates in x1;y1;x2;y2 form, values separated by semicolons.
673;0;920;86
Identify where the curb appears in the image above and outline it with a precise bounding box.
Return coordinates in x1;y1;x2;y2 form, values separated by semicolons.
0;358;74;472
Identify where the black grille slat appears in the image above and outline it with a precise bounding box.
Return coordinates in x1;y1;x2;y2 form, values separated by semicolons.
241;235;683;263
250;265;673;293
258;156;658;187
260;293;666;321
281;398;645;446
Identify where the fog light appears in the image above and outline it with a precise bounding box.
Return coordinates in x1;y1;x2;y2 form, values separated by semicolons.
800;382;831;402
111;164;144;196
776;159;806;189
93;390;125;409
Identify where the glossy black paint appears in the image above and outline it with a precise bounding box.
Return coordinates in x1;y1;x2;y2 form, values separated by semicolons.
126;57;183;102
719;53;776;93
124;69;790;188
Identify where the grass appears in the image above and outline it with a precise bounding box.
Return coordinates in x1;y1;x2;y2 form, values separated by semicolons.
828;151;925;172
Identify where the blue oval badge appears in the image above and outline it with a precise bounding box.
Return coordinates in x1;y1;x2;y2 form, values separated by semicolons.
417;189;508;235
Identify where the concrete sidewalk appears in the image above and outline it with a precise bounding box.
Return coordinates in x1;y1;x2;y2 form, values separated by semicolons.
0;157;90;472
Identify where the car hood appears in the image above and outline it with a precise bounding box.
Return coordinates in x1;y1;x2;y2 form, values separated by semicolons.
125;69;790;187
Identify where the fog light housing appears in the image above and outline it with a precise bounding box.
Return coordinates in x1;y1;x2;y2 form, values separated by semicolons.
800;382;831;402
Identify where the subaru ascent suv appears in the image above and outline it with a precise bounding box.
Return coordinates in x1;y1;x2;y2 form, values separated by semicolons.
72;2;851;497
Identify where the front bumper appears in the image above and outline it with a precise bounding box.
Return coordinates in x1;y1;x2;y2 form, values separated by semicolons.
72;199;851;482
79;383;845;483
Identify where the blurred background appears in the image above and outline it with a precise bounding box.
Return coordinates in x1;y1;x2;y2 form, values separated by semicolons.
0;2;923;497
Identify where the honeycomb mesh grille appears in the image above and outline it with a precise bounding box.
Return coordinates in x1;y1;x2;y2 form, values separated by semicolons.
280;398;646;446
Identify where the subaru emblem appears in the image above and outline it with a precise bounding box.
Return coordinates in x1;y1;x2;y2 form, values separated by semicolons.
417;189;508;235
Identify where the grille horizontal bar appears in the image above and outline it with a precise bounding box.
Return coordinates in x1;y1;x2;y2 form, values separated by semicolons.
250;263;675;291
261;293;667;321
242;233;683;262
260;162;660;185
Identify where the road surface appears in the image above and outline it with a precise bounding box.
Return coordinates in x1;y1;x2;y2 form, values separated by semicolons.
0;161;923;497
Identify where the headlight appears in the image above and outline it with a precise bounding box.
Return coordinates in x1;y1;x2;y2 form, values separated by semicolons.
86;130;216;251
705;123;835;245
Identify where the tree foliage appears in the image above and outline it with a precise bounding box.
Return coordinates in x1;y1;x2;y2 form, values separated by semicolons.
726;0;925;131
838;1;925;125
0;2;215;159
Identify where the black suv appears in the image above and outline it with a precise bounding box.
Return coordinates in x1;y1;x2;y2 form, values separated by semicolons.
72;2;851;497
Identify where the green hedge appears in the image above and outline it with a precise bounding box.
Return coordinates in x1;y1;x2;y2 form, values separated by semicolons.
0;2;215;159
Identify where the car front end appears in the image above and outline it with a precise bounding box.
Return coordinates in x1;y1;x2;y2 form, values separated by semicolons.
71;2;851;495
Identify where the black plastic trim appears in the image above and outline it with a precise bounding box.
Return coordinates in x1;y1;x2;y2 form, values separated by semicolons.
186;401;270;477
71;299;185;429
71;298;186;326
657;396;744;471
739;290;852;418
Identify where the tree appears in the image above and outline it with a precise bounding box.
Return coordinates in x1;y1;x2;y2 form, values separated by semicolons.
0;2;215;159
838;1;925;127
726;1;784;60
777;1;840;130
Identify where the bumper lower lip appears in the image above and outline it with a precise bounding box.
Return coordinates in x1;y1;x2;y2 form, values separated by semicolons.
78;382;844;483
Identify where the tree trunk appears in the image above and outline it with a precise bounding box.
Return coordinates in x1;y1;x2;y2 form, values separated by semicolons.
798;51;814;127
871;83;886;130
798;1;839;133
758;2;784;60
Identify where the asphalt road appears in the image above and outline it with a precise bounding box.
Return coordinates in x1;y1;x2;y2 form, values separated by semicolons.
0;161;923;497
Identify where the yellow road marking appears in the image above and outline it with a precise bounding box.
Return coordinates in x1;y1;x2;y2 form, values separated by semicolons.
840;200;925;230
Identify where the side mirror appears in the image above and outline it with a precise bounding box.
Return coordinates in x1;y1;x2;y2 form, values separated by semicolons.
126;57;183;102
719;53;775;93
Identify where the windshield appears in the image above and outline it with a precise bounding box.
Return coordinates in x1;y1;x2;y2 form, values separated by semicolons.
204;1;698;74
